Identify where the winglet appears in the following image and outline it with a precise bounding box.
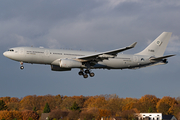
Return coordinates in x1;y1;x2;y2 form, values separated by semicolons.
129;42;137;48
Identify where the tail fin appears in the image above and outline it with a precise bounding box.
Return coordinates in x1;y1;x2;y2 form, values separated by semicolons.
136;32;172;57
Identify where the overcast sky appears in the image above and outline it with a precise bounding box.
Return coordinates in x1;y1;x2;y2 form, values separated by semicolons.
1;0;180;98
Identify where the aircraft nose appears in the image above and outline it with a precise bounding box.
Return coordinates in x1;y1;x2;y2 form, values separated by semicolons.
3;51;8;57
3;52;6;56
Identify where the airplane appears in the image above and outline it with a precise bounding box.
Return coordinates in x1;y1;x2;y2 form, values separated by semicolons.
3;32;175;78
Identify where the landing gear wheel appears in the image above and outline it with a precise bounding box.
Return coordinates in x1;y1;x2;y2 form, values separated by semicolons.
78;71;84;76
83;74;88;78
85;70;90;74
90;72;95;77
20;66;24;70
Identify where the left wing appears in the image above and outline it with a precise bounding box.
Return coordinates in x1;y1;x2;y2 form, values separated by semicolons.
76;42;137;62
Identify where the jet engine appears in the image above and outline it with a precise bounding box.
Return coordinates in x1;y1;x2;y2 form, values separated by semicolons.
60;59;83;68
51;65;71;71
162;59;168;64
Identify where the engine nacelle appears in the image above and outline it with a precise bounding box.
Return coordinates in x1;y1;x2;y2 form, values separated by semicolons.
162;59;168;64
60;59;82;68
51;65;71;71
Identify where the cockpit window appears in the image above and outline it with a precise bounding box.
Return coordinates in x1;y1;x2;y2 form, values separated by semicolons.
8;49;14;52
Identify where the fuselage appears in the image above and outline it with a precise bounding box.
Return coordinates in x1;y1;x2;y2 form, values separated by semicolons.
2;32;173;78
3;47;153;69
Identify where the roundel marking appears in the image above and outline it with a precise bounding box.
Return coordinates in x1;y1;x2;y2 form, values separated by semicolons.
156;41;161;46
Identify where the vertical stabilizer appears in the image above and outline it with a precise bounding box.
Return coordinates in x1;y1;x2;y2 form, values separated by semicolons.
136;32;172;57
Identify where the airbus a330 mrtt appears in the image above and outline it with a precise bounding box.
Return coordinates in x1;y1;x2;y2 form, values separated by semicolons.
3;32;175;78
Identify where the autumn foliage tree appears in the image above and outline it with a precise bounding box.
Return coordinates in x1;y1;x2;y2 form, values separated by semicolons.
156;96;178;115
121;109;136;120
80;110;97;120
0;111;13;120
49;109;69;119
22;110;39;120
1;94;180;119
83;96;107;109
0;97;11;104
98;109;112;119
0;111;22;120
68;111;80;120
105;95;124;115
135;95;159;113
0;100;7;111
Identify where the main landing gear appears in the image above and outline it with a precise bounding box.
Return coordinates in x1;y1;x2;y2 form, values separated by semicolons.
20;62;24;70
78;69;95;78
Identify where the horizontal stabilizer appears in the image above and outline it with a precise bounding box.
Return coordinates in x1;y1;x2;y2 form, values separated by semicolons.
150;54;175;62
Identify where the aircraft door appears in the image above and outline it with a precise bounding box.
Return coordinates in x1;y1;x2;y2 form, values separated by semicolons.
133;56;138;62
45;50;50;56
19;48;24;54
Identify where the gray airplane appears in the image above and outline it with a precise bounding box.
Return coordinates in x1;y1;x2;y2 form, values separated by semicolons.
3;32;175;78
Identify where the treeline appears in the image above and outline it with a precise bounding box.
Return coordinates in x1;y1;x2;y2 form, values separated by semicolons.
0;94;180;120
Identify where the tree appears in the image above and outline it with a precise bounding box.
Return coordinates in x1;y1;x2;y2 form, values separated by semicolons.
7;102;19;111
43;103;51;113
105;97;124;115
60;97;75;110
68;111;80;120
157;102;171;115
0;100;7;110
10;97;19;103
0;111;13;120
49;109;69;119
80;111;96;120
28;117;33;120
135;95;159;113
12;111;22;120
20;95;37;110
33;106;37;112
156;96;178;115
121;110;136;120
0;97;11;104
173;104;180;118
22;110;39;120
98;109;111;119
83;96;107;109
122;103;135;112
0;111;22;120
148;107;153;113
70;102;80;111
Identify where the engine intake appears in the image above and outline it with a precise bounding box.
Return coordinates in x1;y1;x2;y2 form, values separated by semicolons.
162;59;168;64
51;65;71;71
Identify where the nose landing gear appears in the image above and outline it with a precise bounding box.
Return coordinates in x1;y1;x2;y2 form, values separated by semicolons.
20;62;24;70
78;69;95;78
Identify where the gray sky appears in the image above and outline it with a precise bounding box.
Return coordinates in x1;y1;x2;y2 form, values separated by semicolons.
0;0;180;98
